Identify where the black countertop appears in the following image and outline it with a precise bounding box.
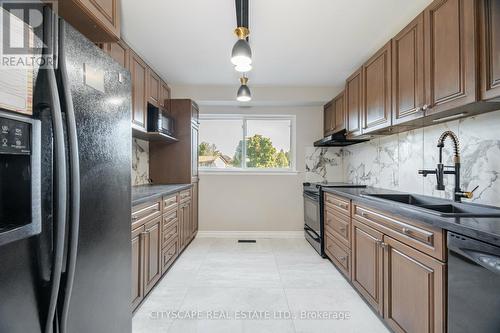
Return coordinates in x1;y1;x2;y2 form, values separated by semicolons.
132;184;192;205
322;186;500;246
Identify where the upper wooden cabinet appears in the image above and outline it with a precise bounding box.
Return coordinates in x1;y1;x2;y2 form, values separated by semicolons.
323;100;335;136
480;0;500;101
160;81;171;110
333;91;346;133
129;50;148;131
346;68;363;137
59;0;120;42
392;13;425;125
101;40;129;69
383;236;445;333
424;0;477;116
147;70;160;107
362;41;392;134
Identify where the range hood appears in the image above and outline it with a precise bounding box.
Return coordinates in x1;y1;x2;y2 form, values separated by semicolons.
314;130;369;147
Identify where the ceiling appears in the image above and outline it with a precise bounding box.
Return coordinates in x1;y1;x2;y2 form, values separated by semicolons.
121;0;432;87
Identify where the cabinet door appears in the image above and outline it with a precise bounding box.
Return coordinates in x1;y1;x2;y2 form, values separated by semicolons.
130;51;147;131
191;124;199;178
160;81;171;109
424;0;477;115
352;220;384;314
362;41;392;134
185;201;192;243
392;14;425;125
334;91;345;133
103;40;128;69
148;70;160;107
59;0;120;42
131;226;144;310
144;216;162;294
346;68;363;136
384;236;445;333
191;181;199;236
480;0;500;101
323;101;335;136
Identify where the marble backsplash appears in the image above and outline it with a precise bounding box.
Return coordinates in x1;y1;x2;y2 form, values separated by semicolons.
305;110;500;207
132;138;150;185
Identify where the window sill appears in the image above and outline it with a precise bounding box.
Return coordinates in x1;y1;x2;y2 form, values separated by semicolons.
199;169;300;176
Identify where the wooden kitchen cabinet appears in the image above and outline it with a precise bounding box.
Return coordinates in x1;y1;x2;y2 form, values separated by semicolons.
191;181;199;237
143;216;162;294
131;225;144;310
352;219;384;314
129;50;148;131
384;236;445;333
147;69;161;107
346;68;363;137
480;0;500;101
333;91;346;133
59;0;121;42
179;197;192;250
392;13;425;125
160;81;171;110
101;40;129;69
362;41;392;134
323;100;335;136
424;0;477;116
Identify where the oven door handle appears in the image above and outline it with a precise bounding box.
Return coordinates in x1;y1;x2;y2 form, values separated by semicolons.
304;225;321;242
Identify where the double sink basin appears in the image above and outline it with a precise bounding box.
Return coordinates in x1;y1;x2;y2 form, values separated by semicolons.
360;193;500;218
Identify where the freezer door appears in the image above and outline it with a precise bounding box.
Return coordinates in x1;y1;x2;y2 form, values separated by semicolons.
59;22;132;333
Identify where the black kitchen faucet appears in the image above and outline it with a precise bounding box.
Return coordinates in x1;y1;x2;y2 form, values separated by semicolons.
418;130;478;202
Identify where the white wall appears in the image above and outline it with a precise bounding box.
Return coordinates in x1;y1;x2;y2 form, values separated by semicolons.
196;105;322;232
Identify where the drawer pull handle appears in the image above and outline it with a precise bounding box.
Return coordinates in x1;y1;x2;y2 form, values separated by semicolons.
361;212;369;218
337;203;348;210
402;227;412;235
132;216;139;221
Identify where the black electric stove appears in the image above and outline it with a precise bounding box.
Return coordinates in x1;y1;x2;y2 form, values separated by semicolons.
303;182;366;256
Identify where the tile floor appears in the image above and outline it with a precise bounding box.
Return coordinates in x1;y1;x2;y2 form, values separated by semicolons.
133;238;390;333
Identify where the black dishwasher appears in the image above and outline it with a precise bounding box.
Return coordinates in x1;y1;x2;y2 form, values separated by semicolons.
448;232;500;333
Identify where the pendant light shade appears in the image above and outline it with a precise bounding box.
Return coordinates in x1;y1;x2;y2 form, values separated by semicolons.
237;76;251;102
231;27;252;67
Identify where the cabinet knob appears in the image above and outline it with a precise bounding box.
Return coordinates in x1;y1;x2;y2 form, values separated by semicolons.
402;228;412;235
422;104;430;111
340;256;347;262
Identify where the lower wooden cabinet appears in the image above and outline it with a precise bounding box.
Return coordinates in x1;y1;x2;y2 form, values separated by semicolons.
131;225;144;310
131;187;197;311
143;216;162;294
352;220;384;314
383;236;445;333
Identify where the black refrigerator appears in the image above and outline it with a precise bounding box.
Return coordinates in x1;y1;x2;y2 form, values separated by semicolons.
0;6;132;333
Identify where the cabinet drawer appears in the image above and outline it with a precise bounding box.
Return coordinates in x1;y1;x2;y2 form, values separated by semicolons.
353;203;445;260
161;239;178;273
162;210;178;231
324;209;350;248
132;200;161;229
163;223;178;248
324;193;351;215
179;189;191;202
325;232;351;279
163;194;178;214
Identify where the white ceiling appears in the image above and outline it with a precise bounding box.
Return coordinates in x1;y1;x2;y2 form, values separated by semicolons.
121;0;432;87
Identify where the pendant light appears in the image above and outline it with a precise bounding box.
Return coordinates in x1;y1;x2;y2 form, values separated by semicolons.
231;27;252;71
236;76;251;102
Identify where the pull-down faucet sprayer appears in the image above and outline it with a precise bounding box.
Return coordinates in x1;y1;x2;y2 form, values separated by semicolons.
418;131;478;202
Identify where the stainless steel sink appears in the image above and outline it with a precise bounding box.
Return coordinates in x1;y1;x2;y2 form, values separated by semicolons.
360;193;500;217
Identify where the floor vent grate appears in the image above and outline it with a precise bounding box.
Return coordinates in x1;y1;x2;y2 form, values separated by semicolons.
238;239;256;243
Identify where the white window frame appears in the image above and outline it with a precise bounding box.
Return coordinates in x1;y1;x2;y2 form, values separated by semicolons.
198;114;297;174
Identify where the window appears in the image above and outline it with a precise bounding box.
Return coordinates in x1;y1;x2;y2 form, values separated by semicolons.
198;115;295;172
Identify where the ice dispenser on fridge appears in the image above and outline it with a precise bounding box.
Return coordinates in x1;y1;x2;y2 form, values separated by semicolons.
0;110;41;246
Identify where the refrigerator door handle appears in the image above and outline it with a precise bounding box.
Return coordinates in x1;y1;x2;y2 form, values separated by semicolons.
57;20;81;333
43;9;67;333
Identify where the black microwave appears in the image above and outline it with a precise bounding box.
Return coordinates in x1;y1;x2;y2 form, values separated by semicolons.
147;105;174;137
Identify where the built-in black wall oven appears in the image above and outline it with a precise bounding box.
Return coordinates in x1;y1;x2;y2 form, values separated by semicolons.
303;183;366;257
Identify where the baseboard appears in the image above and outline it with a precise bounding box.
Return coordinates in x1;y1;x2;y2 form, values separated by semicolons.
196;231;304;239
